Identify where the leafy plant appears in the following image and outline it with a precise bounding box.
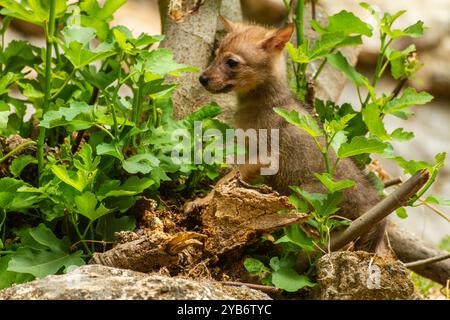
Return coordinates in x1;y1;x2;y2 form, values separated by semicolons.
0;0;229;289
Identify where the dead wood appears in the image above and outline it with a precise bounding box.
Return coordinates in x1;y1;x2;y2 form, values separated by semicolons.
89;230;205;273
90;173;306;273
200;173;308;255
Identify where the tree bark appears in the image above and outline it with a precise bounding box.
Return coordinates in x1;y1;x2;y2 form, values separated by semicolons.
159;0;222;120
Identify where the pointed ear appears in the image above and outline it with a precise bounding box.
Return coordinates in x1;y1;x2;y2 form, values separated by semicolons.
219;15;239;32
262;24;294;51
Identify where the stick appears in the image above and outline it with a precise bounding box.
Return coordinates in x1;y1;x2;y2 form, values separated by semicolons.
384;177;402;188
330;169;430;251
404;253;450;268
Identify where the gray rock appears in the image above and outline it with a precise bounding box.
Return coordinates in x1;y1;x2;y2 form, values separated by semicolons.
0;265;271;300
313;251;417;300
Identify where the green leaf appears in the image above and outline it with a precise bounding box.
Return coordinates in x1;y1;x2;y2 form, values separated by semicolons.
309;33;363;61
75;191;110;221
80;0;127;40
122;153;160;174
74;143;100;172
0;102;12;129
138;49;197;81
0;72;22;95
182;102;222;125
40;102;95;130
7;224;84;278
396;207;408;219
362;103;389;139
338;136;387;158
0;256;34;290
424;195;450;207
384;88;433;114
97;142;124;161
314;173;356;193
62;25;96;45
274;108;322;137
386;45;418;80
275;225;314;252
95;214;136;242
0;178;41;211
64;41;116;69
10;155;37;177
0;40;41;74
291;187;342;217
244;258;270;275
271;268;315;292
287;42;309;63
311;10;372;37
51;166;86;192
326;52;367;87
8;247;84;279
0;0;67;26
330;131;348;154
391;128;414;142
384;21;425;39
389;156;432;175
97;176;154;200
288;194;309;212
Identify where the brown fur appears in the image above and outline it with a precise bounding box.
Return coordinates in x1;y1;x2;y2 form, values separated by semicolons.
199;18;386;253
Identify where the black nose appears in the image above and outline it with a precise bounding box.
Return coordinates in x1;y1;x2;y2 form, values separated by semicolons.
199;75;209;86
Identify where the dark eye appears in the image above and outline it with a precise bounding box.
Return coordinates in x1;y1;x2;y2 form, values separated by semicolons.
225;58;239;68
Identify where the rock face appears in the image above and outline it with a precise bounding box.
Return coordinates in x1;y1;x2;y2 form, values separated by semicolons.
313;251;417;300
0;265;271;300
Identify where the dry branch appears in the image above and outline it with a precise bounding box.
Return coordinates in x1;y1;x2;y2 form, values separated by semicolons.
404;253;450;268
330;169;430;251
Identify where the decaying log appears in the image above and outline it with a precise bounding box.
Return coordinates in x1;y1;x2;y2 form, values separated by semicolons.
387;221;450;286
89;231;205;273
90;173;306;272
200;173;308;255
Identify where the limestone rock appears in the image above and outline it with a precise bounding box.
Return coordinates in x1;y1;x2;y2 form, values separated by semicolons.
0;265;271;300
313;251;417;300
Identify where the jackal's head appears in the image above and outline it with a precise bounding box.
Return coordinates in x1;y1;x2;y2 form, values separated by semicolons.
199;17;294;94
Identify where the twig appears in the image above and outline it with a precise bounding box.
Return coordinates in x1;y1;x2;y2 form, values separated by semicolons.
421;201;450;222
391;78;408;100
311;0;316;20
330;169;430;251
404;253;450;268
221;281;282;295
0;141;36;163
287;0;296;23
384;177;402;188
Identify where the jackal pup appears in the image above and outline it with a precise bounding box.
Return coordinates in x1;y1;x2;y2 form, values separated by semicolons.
198;17;386;253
